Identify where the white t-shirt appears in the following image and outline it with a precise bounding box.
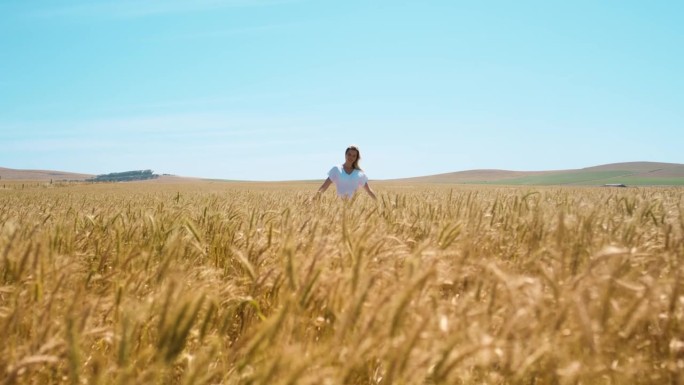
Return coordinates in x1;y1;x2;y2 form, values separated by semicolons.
328;166;369;198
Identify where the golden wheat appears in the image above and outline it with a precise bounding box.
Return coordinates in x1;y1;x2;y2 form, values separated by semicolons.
0;181;682;384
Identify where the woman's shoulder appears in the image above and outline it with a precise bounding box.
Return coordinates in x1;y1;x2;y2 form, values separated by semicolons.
352;169;368;182
328;165;342;177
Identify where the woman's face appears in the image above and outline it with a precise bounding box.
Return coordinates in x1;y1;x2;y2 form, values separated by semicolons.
345;149;359;165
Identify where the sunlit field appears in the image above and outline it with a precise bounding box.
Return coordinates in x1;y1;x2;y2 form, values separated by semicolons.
1;181;683;384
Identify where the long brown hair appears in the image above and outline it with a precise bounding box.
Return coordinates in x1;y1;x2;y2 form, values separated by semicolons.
346;145;362;170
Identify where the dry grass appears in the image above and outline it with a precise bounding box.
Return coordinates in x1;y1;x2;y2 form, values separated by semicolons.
1;181;683;384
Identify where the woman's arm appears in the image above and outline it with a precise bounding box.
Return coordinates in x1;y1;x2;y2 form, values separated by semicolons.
363;182;377;200
315;178;333;199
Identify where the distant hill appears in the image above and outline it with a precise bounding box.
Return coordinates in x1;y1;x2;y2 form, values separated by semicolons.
390;162;684;186
0;167;93;181
0;167;204;184
2;162;683;186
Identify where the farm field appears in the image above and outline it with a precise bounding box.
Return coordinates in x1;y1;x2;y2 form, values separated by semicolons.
1;181;683;384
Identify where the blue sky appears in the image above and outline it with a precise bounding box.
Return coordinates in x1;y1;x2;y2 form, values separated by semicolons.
2;0;682;181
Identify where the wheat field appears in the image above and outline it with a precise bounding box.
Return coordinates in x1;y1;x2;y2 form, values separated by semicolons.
1;181;682;384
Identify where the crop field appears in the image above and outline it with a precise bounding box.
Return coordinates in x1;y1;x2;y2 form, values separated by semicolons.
1;181;683;384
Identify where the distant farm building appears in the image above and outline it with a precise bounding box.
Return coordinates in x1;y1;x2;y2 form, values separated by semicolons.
603;183;627;187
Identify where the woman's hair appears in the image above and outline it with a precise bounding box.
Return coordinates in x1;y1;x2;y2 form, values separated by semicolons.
346;145;362;170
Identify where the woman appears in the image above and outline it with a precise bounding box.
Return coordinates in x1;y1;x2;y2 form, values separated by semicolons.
315;145;377;200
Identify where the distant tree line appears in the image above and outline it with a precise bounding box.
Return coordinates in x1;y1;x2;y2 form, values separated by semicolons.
88;170;159;182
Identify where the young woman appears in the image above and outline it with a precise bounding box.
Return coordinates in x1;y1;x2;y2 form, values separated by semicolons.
315;145;377;200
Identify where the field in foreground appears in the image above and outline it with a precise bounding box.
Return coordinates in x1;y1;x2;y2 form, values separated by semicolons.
1;181;683;384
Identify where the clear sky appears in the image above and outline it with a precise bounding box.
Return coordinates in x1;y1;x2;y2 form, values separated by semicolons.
2;1;682;181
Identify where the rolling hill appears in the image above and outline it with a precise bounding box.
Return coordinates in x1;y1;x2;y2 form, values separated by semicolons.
2;162;683;185
0;167;93;181
389;162;684;186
